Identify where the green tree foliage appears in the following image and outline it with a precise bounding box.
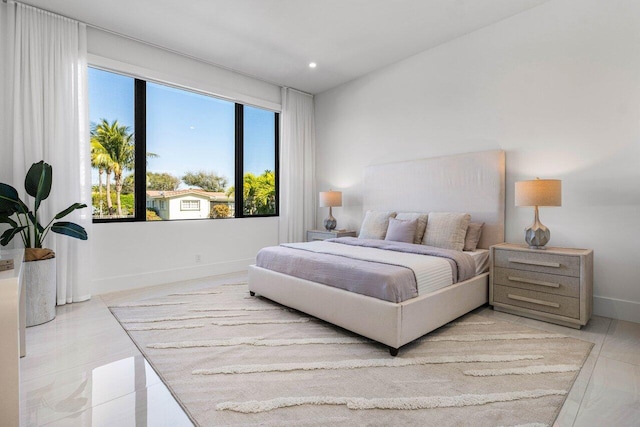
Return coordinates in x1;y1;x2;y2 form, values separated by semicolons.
122;174;134;194
147;172;181;191
121;172;181;194
92;192;134;217
227;170;275;216
182;171;227;192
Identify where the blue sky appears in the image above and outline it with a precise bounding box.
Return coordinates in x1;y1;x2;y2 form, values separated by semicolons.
88;67;275;190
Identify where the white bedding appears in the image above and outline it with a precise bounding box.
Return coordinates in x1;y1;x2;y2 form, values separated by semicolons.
466;249;490;275
282;241;453;296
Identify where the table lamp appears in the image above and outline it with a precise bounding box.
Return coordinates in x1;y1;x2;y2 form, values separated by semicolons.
319;190;342;231
515;178;561;249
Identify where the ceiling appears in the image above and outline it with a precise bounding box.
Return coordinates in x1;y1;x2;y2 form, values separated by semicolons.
21;0;550;94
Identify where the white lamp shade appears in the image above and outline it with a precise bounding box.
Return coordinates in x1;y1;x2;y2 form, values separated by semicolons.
319;191;342;207
515;179;562;207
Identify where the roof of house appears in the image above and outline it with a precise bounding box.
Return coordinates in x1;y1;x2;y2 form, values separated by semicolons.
146;189;234;202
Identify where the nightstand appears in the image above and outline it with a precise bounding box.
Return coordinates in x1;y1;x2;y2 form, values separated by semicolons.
306;229;357;242
490;243;593;329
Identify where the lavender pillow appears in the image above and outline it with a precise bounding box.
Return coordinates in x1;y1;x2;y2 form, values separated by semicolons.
385;218;418;244
396;212;429;244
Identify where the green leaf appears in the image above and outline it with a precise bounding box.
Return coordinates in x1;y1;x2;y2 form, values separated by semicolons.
25;161;52;211
51;222;88;240
0;183;22;215
0;216;18;227
54;203;88;220
0;226;27;246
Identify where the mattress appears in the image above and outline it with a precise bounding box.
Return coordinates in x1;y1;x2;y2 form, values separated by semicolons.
255;239;476;303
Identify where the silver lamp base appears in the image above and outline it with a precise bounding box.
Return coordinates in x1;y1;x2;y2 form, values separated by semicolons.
324;207;337;231
525;206;550;249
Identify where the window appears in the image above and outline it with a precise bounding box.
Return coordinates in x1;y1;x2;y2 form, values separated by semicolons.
88;68;135;219
180;200;200;211
88;67;279;222
241;106;277;216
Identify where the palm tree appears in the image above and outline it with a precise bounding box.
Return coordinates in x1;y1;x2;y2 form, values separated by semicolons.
90;139;113;217
90;119;158;218
104;124;134;217
90;119;134;216
90;120;119;215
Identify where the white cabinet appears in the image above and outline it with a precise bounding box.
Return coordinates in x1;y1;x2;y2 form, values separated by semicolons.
0;249;25;427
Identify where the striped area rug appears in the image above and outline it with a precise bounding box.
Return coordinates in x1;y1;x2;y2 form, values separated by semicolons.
105;280;593;426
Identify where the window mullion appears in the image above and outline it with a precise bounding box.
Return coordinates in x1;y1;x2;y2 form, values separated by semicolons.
234;103;244;218
134;79;147;221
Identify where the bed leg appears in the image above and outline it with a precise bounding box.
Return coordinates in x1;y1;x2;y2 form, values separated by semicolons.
389;347;399;357
249;291;255;297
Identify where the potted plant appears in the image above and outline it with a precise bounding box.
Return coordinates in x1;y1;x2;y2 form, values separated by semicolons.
0;161;88;326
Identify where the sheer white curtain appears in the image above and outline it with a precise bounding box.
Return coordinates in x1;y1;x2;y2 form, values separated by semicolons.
1;2;92;304
279;88;316;243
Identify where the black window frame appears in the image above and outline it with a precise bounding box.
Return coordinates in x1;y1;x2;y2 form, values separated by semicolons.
90;69;279;223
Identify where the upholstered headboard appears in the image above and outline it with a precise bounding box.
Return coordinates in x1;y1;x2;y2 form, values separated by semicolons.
363;150;505;249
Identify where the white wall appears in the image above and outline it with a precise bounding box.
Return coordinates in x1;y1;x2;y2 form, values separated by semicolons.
87;27;281;110
92;217;277;294
315;0;640;323
87;28;281;294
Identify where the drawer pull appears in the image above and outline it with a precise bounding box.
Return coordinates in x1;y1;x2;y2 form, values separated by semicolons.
508;276;560;288
507;294;560;308
508;257;561;268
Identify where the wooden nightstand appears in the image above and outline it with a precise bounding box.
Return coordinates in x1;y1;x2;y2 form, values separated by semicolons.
306;229;357;242
490;243;593;329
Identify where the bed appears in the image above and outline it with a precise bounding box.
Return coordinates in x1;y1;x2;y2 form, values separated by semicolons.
248;150;505;355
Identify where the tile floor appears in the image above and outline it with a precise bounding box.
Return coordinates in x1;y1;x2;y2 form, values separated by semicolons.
19;272;640;426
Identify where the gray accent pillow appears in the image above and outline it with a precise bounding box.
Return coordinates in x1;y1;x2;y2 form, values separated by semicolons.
395;212;428;244
464;222;485;251
385;218;418;243
422;212;471;251
358;211;397;240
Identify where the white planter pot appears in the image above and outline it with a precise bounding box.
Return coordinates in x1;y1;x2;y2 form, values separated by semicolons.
24;258;56;327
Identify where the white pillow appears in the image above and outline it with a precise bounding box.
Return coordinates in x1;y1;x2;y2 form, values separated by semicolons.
422;212;471;251
395;212;428;244
358;211;397;240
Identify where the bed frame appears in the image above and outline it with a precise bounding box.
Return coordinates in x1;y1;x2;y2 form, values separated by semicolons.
249;150;505;355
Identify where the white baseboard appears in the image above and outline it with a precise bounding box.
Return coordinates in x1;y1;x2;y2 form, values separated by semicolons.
593;295;640;324
91;258;254;295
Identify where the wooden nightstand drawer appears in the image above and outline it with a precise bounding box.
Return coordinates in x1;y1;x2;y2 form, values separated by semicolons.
493;267;580;298
494;249;580;277
493;285;580;319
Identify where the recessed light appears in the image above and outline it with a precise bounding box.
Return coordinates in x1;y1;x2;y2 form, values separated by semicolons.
309;62;317;69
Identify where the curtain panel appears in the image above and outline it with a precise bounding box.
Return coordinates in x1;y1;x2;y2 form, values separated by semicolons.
1;2;92;304
279;88;316;243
